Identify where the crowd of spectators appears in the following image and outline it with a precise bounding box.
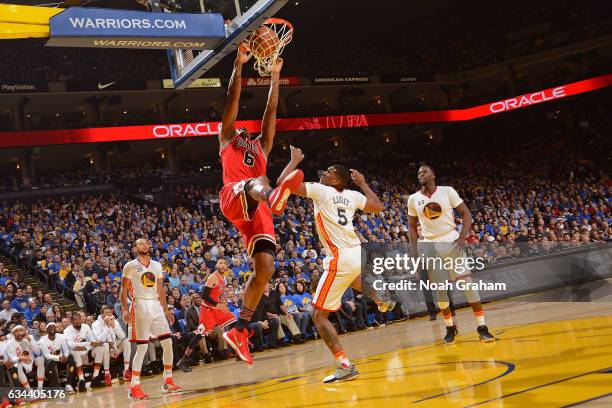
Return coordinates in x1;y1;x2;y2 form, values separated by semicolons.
0;128;608;376
0;0;609;82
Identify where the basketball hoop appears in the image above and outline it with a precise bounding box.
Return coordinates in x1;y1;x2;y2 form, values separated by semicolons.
245;18;293;77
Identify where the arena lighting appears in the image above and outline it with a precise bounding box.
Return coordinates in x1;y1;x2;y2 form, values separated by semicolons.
0;73;609;148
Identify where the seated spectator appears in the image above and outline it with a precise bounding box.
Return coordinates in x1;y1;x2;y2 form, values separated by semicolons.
0;268;12;286
340;288;367;331
10;288;28;313
0;300;17;321
293;281;314;318
260;283;303;345
24;299;40;325
277;282;309;341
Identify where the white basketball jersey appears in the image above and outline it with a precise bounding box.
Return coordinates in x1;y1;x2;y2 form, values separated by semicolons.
407;186;463;241
305;182;366;252
38;334;69;359
123;258;163;300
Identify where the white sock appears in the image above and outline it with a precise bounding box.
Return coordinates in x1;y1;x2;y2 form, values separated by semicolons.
131;373;141;386
334;351;350;368
443;312;454;327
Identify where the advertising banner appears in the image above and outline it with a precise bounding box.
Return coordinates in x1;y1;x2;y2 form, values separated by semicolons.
162;78;222;89
242;77;300;87
0;82;49;93
312;76;370;85
65;80;147;91
47;7;226;49
0;74;610;147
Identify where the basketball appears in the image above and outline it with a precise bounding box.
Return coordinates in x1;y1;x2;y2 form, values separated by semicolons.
248;26;281;59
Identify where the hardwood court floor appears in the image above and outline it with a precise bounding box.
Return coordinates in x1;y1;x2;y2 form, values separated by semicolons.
38;296;612;408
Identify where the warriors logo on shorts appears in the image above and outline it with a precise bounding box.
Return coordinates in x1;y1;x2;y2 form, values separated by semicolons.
423;202;442;220
141;271;156;288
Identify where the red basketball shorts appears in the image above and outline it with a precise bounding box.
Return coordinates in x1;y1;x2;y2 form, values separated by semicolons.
219;180;276;256
199;304;236;334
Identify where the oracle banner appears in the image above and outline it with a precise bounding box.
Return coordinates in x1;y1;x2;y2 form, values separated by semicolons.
0;74;609;148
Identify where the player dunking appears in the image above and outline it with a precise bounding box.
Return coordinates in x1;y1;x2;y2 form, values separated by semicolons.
283;146;394;382
407;165;495;344
120;238;181;399
220;48;304;364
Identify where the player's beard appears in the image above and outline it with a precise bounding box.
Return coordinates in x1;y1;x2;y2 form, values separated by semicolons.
137;249;149;257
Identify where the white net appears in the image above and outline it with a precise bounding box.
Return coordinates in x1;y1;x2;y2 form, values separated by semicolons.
247;18;293;76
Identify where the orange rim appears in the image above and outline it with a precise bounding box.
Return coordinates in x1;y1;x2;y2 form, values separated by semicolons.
262;18;293;45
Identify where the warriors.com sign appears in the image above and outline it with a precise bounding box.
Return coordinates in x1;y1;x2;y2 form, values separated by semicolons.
46;7;226;49
0;74;610;147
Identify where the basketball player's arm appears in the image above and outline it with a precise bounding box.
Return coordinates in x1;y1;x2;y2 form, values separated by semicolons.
277;145;305;186
119;276;131;323
157;278;174;324
408;215;419;256
201;274;219;306
454;202;472;248
220;48;251;145
261;58;284;156
351;169;384;213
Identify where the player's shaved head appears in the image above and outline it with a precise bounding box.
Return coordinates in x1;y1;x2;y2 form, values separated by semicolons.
420;164;435;175
134;238;150;256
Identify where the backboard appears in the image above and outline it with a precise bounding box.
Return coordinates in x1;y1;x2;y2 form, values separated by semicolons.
167;0;288;90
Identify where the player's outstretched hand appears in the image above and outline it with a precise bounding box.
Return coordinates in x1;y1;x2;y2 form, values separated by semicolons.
290;145;304;163
271;57;284;74
236;44;252;65
350;169;366;186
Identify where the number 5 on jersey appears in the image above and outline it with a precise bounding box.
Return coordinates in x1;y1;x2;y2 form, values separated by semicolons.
337;208;348;226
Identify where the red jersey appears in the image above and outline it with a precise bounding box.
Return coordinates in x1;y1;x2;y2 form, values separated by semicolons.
204;273;226;306
220;133;267;184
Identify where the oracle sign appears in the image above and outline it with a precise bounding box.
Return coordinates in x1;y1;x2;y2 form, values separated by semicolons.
0;74;609;148
489;87;566;113
152;123;220;138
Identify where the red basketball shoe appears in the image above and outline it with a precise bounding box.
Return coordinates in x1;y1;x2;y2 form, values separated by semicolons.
161;377;182;393
128;384;149;400
223;327;253;365
268;169;304;215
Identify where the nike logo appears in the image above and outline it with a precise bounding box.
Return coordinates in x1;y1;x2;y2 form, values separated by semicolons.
98;81;117;90
236;339;243;347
